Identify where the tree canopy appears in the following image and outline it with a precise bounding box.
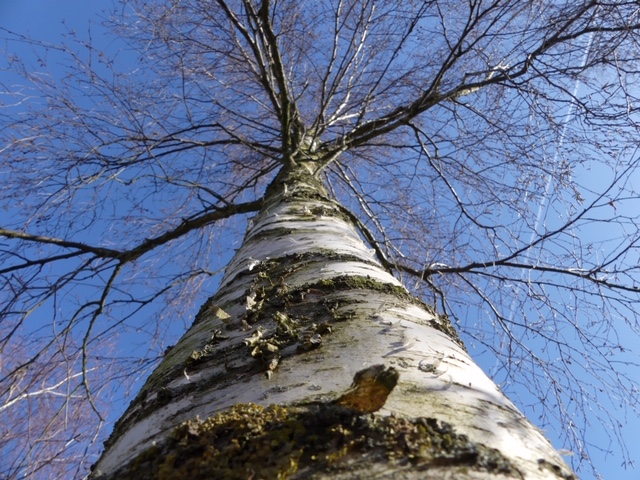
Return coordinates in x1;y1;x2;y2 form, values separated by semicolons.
2;1;640;478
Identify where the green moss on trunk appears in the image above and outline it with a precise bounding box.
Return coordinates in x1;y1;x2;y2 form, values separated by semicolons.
95;403;522;480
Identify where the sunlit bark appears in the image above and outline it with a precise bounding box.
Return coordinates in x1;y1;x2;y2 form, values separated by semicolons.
93;163;574;479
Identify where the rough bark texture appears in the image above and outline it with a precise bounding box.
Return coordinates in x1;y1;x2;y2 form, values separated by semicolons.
92;164;575;479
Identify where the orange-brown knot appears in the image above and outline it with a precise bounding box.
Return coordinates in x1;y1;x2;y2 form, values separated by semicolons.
334;364;399;413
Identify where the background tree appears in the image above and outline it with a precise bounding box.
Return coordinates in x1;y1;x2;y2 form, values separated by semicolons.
2;0;640;477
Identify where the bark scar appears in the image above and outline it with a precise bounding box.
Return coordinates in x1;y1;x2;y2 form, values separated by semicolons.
334;364;399;413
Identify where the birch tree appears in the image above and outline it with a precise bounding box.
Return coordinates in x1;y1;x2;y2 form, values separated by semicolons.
2;0;640;478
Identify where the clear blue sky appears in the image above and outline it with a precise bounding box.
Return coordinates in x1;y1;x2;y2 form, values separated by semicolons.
1;2;638;479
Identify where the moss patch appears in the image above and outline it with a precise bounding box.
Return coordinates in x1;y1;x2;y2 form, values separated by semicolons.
306;275;409;298
98;403;522;480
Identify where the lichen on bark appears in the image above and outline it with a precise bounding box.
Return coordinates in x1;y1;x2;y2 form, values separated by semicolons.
95;402;521;480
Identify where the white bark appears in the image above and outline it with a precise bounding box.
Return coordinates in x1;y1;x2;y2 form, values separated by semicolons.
93;168;574;479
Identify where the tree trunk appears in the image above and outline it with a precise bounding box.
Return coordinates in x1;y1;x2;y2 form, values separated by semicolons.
92;165;574;479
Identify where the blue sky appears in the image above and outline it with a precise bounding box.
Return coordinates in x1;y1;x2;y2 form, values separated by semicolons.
1;2;638;479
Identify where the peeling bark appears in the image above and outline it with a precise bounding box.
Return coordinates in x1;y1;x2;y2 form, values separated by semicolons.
92;166;575;479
